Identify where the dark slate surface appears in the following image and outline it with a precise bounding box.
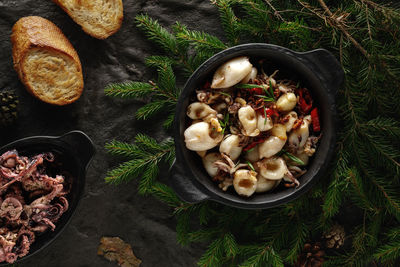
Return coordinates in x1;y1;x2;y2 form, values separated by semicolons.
0;0;223;266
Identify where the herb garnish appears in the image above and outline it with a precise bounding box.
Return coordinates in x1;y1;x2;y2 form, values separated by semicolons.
255;95;274;102
247;161;256;171
279;149;305;165
219;112;230;135
235;84;265;89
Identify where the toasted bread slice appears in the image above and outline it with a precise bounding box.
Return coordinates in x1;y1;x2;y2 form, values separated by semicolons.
12;16;84;105
52;0;123;39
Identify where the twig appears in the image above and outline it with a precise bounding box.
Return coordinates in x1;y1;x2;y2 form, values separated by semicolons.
297;0;370;59
263;0;285;22
365;5;373;41
360;0;391;12
339;33;344;65
317;0;370;58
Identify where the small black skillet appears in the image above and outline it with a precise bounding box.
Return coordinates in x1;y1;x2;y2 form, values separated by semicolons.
171;43;344;210
0;130;95;265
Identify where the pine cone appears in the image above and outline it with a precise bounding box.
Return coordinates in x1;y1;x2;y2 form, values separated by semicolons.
0;91;19;126
294;242;324;267
323;223;345;249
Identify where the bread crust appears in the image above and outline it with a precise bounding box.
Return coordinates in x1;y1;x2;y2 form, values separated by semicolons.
11;16;84;105
52;0;124;39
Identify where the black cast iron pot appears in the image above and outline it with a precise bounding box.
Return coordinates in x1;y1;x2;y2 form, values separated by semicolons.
171;43;344;209
0;130;95;265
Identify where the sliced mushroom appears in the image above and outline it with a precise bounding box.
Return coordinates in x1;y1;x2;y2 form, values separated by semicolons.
240;67;258;84
258;157;288;180
187;102;217;120
276;93;297;112
184;121;223;151
211;56;253;89
233;169;258;197
238;105;260;136
288;115;311;150
219;135;243;161
202;153;223;177
282;111;298;132
257;114;273;132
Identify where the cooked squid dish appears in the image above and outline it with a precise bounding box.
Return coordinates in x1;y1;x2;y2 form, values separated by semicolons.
0;150;70;263
184;56;321;197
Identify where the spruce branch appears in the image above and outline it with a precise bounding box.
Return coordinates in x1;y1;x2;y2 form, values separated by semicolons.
322;149;349;219
105;140;141;158
263;0;285;22
198;237;225;267
284;221;309;264
223;233;238;259
239;245;283;267
135;99;174;120
174;22;228;53
104;81;154;98
374;238;400;264
211;0;241;45
106;2;400;266
136;14;180;55
149;182;182;207
105;135;174;186
298;0;370;58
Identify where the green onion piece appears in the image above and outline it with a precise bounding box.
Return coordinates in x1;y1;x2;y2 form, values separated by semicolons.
235;84;265;89
219;91;231;97
247;161;256;171
281;149;305;165
247;147;256;153
219;112;230;135
268;80;275;98
296;82;300;88
255;95;274;102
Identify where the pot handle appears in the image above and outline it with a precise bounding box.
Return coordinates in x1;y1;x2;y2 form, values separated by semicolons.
169;159;210;204
58;131;95;171
297;48;344;96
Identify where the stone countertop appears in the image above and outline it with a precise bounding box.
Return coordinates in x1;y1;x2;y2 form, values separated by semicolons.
0;1;223;266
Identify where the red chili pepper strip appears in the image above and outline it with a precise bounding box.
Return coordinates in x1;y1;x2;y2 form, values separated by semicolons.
311;108;321;132
203;81;211;89
250;87;264;94
256;107;279;118
266;108;279;118
298;88;313;113
243;138;266;151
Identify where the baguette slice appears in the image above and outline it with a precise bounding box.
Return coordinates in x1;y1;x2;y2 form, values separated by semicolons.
52;0;123;39
12;16;84;105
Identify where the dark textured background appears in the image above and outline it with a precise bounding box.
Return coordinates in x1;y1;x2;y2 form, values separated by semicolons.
0;0;224;266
